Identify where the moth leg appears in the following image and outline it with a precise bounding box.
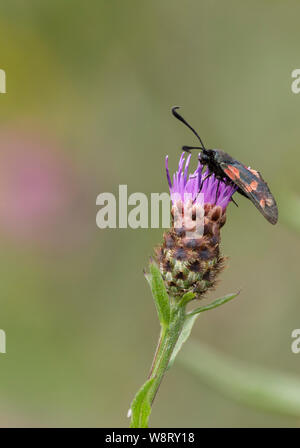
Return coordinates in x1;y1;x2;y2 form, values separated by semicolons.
193;171;213;204
231;196;239;207
236;187;249;199
215;180;220;204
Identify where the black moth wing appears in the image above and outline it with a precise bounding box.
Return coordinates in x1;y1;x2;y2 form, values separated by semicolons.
219;160;278;225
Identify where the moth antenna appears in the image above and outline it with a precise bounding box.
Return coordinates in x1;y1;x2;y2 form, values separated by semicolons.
171;106;206;150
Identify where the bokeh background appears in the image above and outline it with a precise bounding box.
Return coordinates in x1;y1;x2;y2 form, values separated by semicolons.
0;0;300;427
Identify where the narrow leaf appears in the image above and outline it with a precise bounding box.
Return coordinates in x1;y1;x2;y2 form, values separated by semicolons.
168;314;198;370
179;291;196;307
149;262;170;326
188;291;240;316
168;292;239;369
130;377;155;428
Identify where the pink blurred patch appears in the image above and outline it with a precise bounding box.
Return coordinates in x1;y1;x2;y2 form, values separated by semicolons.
0;130;82;247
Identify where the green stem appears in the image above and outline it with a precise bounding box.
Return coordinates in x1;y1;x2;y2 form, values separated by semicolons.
130;287;239;427
147;305;186;407
147;326;167;379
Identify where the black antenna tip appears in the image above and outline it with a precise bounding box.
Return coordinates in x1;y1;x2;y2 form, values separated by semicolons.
170;106;206;150
171;106;181;116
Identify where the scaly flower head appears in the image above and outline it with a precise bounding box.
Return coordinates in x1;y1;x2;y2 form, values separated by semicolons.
156;153;237;299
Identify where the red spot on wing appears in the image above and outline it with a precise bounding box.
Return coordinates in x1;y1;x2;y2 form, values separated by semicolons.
249;168;259;178
245;180;259;192
260;198;266;208
224;165;240;180
250;180;258;190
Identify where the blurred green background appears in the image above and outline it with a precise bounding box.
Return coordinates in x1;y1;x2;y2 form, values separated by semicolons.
0;0;300;427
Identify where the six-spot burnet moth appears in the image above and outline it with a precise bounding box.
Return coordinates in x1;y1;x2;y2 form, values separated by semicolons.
172;107;278;225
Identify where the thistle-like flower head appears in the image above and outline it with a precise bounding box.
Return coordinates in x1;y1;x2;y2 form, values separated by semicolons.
156;153;237;299
165;152;236;210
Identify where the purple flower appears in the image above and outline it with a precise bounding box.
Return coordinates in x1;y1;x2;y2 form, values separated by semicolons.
165;153;237;210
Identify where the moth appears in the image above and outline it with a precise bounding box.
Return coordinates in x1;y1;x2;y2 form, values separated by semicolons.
172;107;278;225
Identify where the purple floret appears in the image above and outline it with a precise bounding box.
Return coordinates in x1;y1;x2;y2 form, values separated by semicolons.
165;153;237;210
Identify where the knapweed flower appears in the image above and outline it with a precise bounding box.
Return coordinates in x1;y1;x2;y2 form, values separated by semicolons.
155;153;237;299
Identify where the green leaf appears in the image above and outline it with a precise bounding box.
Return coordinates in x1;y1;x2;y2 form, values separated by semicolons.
168;292;239;369
148;262;170;327
178;291;196;307
130;377;155;428
168;314;198;370
188;291;240;316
